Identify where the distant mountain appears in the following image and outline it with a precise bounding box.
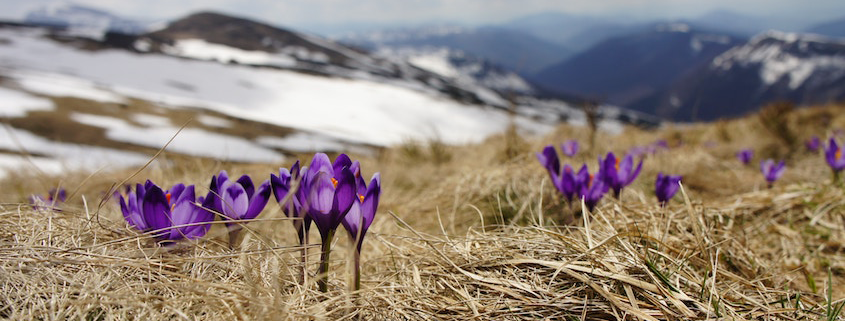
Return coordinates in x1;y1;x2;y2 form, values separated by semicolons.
532;23;744;106
499;12;628;52
630;31;845;121
24;2;151;35
339;25;569;74
805;16;845;38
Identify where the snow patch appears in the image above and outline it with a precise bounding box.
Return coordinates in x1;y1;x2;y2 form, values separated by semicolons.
0;86;54;117
195;115;232;128
132;113;171;127
163;38;297;67
70;113;284;163
11;70;126;103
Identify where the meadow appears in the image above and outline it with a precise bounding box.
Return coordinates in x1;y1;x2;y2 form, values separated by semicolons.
1;102;844;320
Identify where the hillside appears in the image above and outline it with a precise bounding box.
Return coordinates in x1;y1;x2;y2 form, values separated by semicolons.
532;23;743;106
1;102;844;319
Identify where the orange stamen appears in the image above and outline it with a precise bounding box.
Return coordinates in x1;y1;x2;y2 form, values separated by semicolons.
614;158;620;171
166;193;172;204
837;148;842;160
331;177;338;188
358;194;365;202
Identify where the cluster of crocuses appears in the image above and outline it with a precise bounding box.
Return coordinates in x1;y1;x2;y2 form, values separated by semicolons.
736;148;786;188
736;135;845;188
29;188;67;211
116;153;380;292
537;143;679;211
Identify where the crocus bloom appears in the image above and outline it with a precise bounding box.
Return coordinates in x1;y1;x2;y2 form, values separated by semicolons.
537;145;562;186
825;137;845;172
599;152;643;198
736;149;753;165
29;188;67;211
760;159;786;188
271;161;310;284
655;173;682;206
341;171;381;291
558;164;579;203
303;153;357;292
209;170;272;248
119;180;214;243
577;167;608;212
561;140;579;157
806;136;821;152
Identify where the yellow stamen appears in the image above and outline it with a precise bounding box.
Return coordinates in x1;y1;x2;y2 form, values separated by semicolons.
837;148;842;160
614;158;620;171
358;194;365;202
331;177;338;188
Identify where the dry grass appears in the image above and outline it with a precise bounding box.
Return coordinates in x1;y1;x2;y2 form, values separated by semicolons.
1;104;844;320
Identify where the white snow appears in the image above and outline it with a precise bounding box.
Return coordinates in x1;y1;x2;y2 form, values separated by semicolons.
195;115;232;128
712;31;845;89
162;38;297;67
132;113;171;127
11;70;127;103
257;132;347;153
0;127;152;178
0;27;535;147
0;86;54;117
408;52;459;78
70;113;284;163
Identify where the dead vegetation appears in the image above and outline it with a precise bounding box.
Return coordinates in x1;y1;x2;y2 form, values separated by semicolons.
0;103;844;320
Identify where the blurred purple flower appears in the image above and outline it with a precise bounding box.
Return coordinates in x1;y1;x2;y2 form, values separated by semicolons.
598;152;643;198
655;173;682;206
29;188;67;211
561;140;579;157
271;161;308;234
578;168;608;212
760;159;786;188
806;136;821;152
825;137;845;172
119;180;214;243
736;149;753;165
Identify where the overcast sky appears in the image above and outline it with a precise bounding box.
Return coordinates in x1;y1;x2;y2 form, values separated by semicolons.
2;0;843;35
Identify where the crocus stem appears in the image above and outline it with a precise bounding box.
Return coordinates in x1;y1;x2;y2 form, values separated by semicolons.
228;225;243;250
353;248;361;291
297;225;308;286
834;170;841;185
317;229;335;293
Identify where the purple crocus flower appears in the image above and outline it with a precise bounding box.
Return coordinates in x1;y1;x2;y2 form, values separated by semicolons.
270;161;311;284
825;137;845;172
119;180;214;243
29;188;67;211
806;136;821;152
561;140;579;157
341;171;381;291
760;159;786;188
208;170;271;248
537;145;562;183
598;152;643;198
736;149;753;165
655;173;682;206
577;167;608;212
302;153;357;292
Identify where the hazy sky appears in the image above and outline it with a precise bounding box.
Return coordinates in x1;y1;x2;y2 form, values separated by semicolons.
2;0;843;34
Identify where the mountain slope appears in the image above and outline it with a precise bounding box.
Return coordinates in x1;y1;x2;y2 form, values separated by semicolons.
340;25;569;74
532;23;744;106
629;31;845;121
24;2;150;35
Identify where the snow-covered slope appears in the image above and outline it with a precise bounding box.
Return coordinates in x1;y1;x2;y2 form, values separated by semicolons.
630;31;845;121
24;2;152;37
0;25;572;176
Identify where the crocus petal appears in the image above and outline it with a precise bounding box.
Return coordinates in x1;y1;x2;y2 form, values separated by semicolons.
333;154;353;178
243;179;271;220
142;184;172;236
341;200;362;242
308;171;336;236
168;184;186;203
222;182;249;220
271;171;290;205
628;158;644;185
236;175;255;200
169;185;196;240
332;165;357;222
308;153;333;178
536;145;561;177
